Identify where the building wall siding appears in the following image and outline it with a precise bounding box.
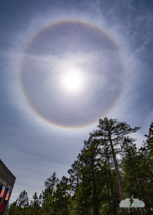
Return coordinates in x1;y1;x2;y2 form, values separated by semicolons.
0;160;16;187
0;160;16;215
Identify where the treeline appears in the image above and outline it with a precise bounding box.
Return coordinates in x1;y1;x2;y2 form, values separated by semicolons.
6;118;153;215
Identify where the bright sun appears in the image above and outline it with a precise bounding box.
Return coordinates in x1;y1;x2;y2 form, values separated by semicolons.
60;69;83;93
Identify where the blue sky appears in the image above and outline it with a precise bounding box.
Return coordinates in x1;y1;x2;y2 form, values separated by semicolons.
0;0;153;204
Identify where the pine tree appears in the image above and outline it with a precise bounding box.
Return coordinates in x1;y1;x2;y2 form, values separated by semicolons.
15;190;29;215
77;148;93;215
77;137;107;215
6;201;18;215
91;117;140;215
54;176;72;215
30;192;42;215
68;160;81;214
44;172;59;191
100;140;119;215
137;123;153;214
42;172;59;214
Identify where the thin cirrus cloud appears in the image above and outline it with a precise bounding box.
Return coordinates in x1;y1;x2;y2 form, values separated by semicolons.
0;0;153;204
19;20;123;128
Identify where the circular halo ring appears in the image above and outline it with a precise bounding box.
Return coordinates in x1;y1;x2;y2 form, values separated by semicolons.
20;20;125;129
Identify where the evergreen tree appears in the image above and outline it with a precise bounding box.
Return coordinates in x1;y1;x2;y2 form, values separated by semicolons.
6;192;29;215
54;176;72;215
29;192;42;215
119;137;144;214
91;117;140;215
42;172;59;214
6;201;18;215
8;119;153;215
77;137;107;215
44;172;59;191
68;160;81;214
137;123;153;214
100;141;119;215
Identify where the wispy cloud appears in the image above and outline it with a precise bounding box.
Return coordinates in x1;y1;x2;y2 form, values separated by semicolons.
1;0;153;204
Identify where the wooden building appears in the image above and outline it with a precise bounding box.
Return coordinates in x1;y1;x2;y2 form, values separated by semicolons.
0;159;16;215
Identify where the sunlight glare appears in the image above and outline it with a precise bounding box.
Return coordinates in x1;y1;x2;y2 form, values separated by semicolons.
60;69;84;93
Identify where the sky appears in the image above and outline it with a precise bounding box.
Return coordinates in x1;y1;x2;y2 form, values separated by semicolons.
0;0;153;204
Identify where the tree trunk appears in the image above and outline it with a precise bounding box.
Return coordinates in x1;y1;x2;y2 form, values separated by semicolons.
109;133;125;215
